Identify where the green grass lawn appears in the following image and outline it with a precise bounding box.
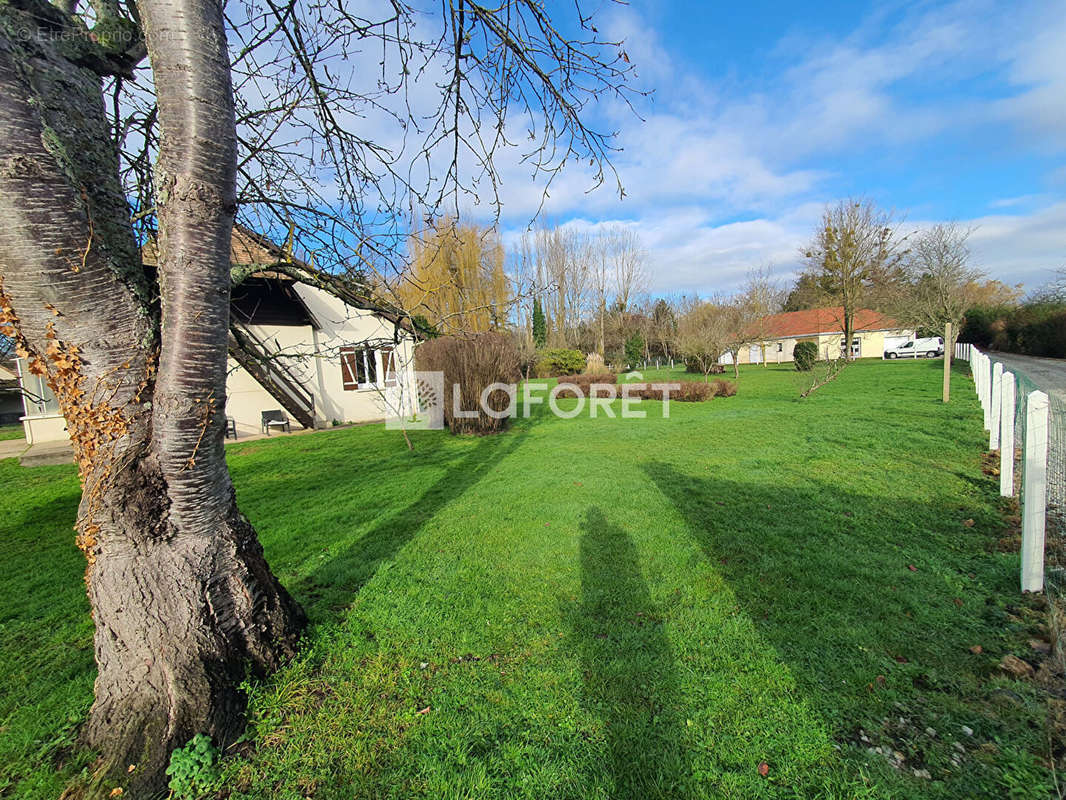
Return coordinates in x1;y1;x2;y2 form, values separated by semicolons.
0;424;25;441
0;361;1056;798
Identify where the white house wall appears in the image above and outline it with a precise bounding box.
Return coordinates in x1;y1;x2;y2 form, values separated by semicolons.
224;284;416;435
20;283;417;443
293;283;416;425
738;329;916;364
225;322;316;436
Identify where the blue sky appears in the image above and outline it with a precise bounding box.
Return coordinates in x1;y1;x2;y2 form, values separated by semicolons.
491;0;1066;295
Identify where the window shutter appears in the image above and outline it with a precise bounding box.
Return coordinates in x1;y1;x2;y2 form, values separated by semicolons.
380;347;396;385
340;346;359;391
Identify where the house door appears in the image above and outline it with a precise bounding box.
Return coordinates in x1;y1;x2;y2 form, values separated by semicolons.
749;345;762;364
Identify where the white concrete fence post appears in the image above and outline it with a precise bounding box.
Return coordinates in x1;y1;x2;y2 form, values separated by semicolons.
981;354;992;431
1000;372;1015;497
990;362;1003;450
1021;390;1049;592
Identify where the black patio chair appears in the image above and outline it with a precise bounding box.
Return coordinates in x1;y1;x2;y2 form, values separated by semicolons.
261;410;291;435
225;417;238;440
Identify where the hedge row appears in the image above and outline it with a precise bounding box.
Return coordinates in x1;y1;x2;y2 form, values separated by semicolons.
552;376;736;402
961;303;1066;358
552;372;618;398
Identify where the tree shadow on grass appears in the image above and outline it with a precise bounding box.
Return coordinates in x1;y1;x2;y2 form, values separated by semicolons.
641;460;1012;679
565;507;688;798
640;461;1052;791
292;424;530;621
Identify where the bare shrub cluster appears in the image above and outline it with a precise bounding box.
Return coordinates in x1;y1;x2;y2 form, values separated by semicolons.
416;333;521;434
553;372;618;398
552;376;736;402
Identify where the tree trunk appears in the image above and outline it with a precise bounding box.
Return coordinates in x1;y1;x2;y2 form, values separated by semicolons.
843;307;854;362
599;301;606;358
0;2;305;796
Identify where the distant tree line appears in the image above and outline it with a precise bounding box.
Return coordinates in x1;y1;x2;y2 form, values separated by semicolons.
958;271;1066;358
396;200;1056;379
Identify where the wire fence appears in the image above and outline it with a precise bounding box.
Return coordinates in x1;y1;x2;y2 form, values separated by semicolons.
1012;372;1066;566
956;343;1065;590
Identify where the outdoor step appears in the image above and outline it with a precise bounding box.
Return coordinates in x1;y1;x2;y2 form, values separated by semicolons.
19;442;74;467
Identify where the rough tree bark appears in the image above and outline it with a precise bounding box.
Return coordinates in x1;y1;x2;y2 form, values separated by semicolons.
0;0;305;796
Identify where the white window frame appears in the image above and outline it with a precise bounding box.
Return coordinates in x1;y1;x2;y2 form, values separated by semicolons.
840;337;861;358
15;357;60;418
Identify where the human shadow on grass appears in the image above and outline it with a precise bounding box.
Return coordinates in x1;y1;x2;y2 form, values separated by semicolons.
292;424;531;621
565;507;689;798
640;462;1047;787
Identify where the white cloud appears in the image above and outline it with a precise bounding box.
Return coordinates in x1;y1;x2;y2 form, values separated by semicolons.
484;0;1066;298
964;203;1066;288
992;4;1066;147
617;201;1066;298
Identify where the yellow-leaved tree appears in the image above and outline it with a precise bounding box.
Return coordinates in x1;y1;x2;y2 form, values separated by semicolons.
399;219;512;334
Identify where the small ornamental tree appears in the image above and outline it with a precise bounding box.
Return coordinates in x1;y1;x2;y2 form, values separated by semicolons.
793;340;819;371
532;297;547;347
675;300;732;380
624;332;644;366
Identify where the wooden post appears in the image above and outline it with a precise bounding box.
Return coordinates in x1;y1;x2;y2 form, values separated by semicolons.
1000;372;1015;497
990;362;1003;450
943;322;952;403
1021;390;1049;592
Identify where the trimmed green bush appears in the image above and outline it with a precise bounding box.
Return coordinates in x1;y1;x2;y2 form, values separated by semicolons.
536;348;586;377
532;298;547;347
793;340;818;371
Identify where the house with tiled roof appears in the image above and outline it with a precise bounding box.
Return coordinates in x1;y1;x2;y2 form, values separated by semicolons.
725;306;913;365
16;226;419;444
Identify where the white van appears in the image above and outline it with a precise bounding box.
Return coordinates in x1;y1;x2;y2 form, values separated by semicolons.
884;337;944;359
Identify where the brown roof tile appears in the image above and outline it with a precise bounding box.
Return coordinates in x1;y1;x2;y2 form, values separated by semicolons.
140;224;300;275
758;307;903;339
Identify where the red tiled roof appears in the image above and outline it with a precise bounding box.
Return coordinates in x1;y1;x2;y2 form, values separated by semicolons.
758;307;903;339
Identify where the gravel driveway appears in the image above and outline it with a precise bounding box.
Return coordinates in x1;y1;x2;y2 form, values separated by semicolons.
983;352;1066;404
